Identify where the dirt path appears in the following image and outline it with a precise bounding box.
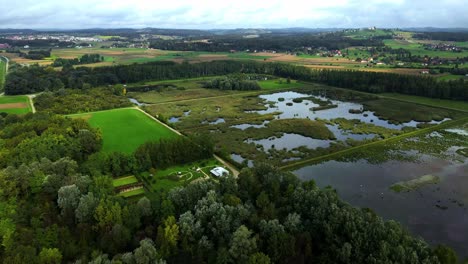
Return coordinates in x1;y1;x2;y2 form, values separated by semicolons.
214;155;240;177
134;107;182;136
27;94;36;113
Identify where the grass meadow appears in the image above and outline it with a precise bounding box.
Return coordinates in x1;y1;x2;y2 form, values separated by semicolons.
70;108;178;153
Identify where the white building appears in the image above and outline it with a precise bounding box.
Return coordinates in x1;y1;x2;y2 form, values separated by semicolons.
210;167;229;177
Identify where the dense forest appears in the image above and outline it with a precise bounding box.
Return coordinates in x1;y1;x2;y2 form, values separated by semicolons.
149;33;384;52
5;60;468;100
0;111;457;263
0;38;71;48
22;50;52;60
203;76;261;91
52;54;103;67
413;32;468;42
34;88;132;114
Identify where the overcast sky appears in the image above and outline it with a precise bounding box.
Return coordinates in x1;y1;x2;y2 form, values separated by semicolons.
1;0;467;29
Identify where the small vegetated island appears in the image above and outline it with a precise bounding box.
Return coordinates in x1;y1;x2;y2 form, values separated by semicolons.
1;30;467;263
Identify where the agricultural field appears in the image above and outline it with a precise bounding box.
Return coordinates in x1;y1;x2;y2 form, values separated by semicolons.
118;188;145;198
113;175;146;198
258;79;303;90
140;158;229;191
0;95;32;114
383;39;468;58
436;74;466;81
69;108;179;153
5;48;274;68
112;175;139;187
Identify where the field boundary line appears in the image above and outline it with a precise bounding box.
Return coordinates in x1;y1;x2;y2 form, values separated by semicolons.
279;116;468;171
65;107;136;117
27;95;36;113
133;107;183;136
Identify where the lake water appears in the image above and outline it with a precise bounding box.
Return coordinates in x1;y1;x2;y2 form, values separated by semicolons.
293;156;468;257
252;91;450;130
231;153;254;167
168;116;180;123
245;133;331;151
129;98;145;106
202;118;226;125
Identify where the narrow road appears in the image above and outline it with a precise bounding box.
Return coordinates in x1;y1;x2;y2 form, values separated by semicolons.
134;107;182;136
214;154;240;177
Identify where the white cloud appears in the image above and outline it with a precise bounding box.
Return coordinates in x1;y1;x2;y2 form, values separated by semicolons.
0;0;466;29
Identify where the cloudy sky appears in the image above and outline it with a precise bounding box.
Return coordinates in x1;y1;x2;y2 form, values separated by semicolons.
1;0;467;29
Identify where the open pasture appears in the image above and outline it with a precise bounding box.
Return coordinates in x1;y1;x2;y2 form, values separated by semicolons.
69;108;178;154
384;39;468;58
112;175;139;187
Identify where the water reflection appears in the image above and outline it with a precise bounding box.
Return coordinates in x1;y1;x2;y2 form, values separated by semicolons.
252;91;449;130
293;157;468;257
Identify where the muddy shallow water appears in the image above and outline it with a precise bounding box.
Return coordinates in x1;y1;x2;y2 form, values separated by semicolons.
252;91;450;130
293;157;468;257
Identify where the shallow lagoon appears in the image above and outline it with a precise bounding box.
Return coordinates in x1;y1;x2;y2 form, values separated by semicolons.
252;91;450;130
294;155;468;257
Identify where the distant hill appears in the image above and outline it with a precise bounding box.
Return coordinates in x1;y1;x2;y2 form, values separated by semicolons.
403;27;468;33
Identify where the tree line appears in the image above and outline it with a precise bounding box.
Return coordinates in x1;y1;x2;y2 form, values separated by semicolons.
5;60;467;100
52;54;103;67
413;32;468;42
150;32;384;52
34;87;132;114
82;134;214;177
203;76;261;91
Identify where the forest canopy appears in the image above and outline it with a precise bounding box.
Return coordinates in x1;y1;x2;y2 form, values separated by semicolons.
5;60;467;100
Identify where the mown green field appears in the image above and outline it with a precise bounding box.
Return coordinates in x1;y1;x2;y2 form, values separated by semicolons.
436;74;465;81
70;108;179;153
383;39;468;58
258;79;303;90
0;95;32;114
112;175;139;187
118;188;145;198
